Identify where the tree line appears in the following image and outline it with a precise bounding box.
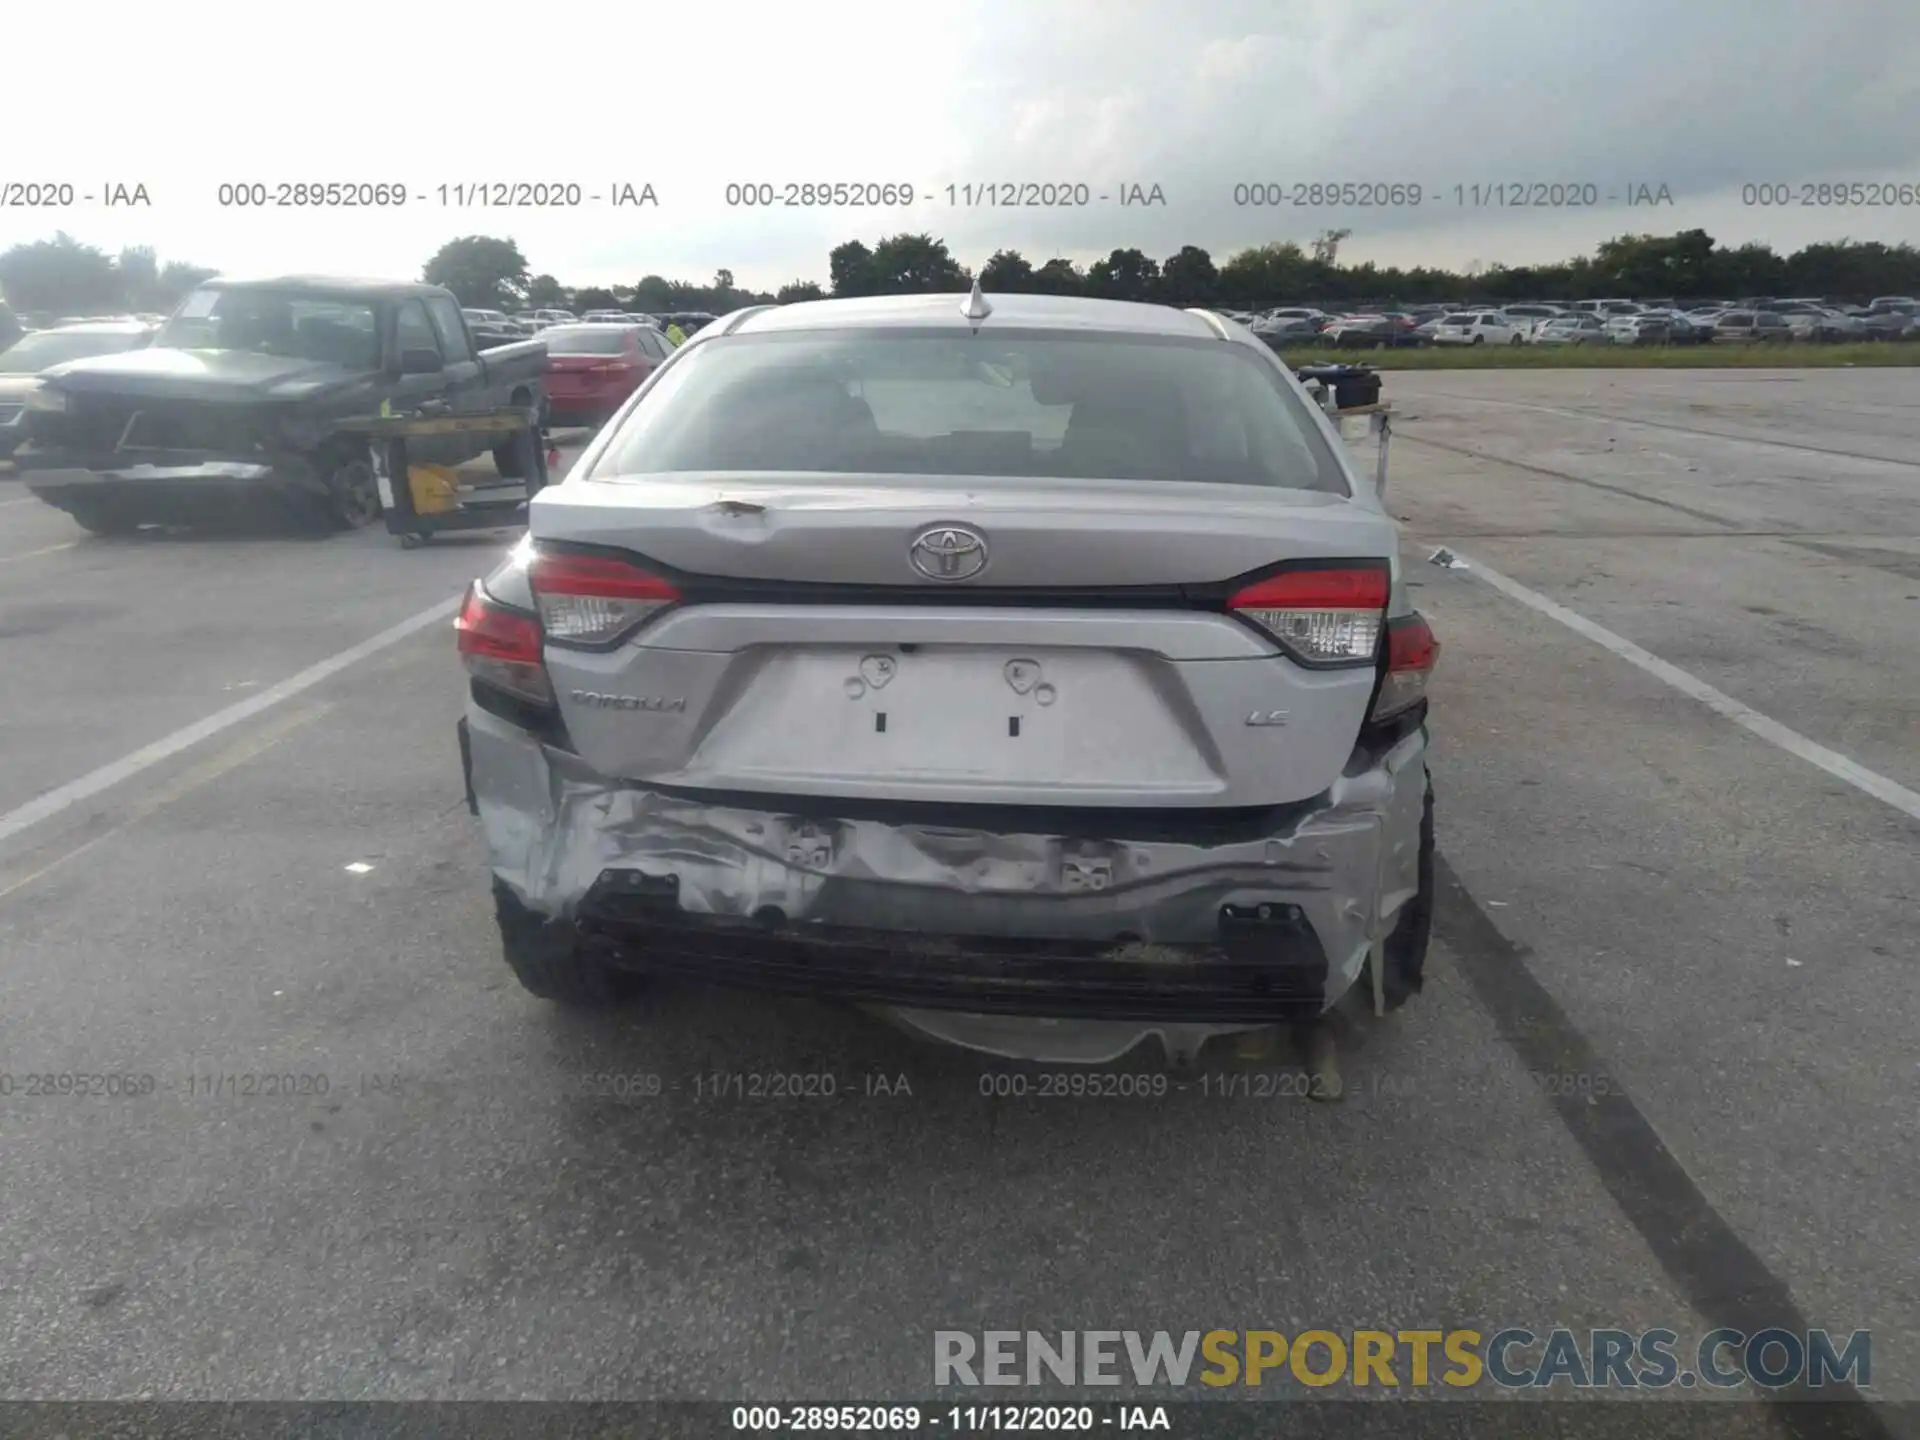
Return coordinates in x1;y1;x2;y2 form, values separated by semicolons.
7;227;1919;320
0;235;217;315
417;229;1920;315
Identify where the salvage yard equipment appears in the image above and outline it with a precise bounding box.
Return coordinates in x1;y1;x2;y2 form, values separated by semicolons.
336;405;549;548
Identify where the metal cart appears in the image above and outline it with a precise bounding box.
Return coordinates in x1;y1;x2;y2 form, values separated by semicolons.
336;406;550;548
1336;401;1394;498
1300;370;1392;498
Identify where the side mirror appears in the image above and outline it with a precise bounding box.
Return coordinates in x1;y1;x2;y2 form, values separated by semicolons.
399;347;443;375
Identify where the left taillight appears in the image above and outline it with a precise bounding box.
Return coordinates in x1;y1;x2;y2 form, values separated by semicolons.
528;550;681;647
1227;565;1389;665
455;582;553;707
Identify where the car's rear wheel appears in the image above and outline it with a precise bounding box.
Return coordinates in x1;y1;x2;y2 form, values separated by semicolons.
1509;333;1523;345
493;881;647;1008
1380;776;1436;1011
1470;334;1485;345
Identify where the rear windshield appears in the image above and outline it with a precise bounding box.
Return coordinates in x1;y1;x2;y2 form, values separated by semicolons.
597;331;1350;492
542;326;635;354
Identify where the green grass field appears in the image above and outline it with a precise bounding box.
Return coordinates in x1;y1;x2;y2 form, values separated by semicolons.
1278;341;1920;369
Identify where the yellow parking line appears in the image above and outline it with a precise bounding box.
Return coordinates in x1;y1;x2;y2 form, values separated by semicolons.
0;541;77;564
0;703;330;903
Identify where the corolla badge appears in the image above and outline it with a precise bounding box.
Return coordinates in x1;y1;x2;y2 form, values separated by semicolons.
908;525;988;581
570;691;686;712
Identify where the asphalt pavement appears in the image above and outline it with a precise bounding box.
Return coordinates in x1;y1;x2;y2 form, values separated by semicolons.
0;382;1914;1426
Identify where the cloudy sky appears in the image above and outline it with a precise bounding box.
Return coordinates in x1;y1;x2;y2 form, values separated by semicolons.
8;0;1919;291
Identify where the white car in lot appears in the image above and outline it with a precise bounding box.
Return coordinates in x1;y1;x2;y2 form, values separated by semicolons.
1572;299;1644;321
1430;311;1524;346
1528;315;1608;346
1499;304;1566;336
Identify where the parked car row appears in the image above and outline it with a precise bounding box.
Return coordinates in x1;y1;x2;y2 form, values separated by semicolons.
1219;295;1920;350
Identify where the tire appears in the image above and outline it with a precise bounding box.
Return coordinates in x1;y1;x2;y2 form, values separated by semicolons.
1509;333;1523;345
1380;776;1436;1011
493;881;647;1008
64;497;141;535
494;390;535;478
492;437;527;479
314;446;382;531
1470;334;1485;345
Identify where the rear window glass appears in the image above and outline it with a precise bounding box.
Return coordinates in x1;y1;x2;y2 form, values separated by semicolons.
596;331;1350;493
542;326;635;354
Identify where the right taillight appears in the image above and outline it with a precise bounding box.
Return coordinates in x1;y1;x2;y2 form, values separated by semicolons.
1370;612;1439;723
529;550;681;647
455;582;553;707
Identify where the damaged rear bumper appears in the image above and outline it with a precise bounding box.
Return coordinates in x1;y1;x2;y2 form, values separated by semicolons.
465;707;1429;1026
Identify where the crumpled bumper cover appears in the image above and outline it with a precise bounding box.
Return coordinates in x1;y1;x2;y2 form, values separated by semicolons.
466;707;1428;1021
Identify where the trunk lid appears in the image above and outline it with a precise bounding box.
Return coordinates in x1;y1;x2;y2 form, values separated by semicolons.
531;475;1384;587
529;478;1397;809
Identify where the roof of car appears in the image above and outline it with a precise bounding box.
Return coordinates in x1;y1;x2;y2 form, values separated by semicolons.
726;292;1226;339
201;275;449;297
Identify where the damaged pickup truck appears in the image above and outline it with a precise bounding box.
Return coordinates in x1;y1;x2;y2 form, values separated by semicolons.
14;276;546;533
456;290;1440;1066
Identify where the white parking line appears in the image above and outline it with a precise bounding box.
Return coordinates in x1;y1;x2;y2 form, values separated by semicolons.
0;541;76;564
0;596;463;848
1450;551;1920;823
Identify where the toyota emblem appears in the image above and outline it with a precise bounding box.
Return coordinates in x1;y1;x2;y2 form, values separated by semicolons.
908;525;989;582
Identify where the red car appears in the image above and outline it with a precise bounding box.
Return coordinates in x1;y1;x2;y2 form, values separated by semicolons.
541;323;672;428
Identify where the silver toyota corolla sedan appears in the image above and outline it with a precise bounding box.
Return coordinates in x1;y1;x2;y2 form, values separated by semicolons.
455;288;1439;1065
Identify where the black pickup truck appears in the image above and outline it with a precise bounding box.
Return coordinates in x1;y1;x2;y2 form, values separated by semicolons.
14;276;547;533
